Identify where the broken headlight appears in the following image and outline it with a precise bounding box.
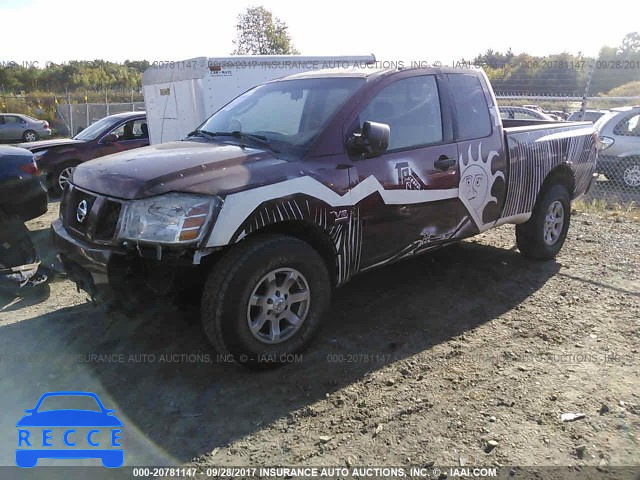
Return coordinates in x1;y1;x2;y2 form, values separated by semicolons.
119;193;220;244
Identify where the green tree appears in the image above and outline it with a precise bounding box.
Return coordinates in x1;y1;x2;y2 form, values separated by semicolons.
619;32;640;55
231;6;299;55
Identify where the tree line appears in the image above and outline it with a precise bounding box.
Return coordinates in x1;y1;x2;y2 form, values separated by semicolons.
0;5;638;98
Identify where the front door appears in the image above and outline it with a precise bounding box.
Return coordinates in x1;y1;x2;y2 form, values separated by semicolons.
97;118;149;157
347;74;464;270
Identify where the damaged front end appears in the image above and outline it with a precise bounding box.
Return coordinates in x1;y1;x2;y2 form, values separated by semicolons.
53;184;223;304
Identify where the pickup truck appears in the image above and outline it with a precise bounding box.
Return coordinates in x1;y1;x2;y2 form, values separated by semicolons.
52;67;599;368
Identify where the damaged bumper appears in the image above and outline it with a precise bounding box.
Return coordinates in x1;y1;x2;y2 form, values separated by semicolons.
52;219;217;302
52;219;122;300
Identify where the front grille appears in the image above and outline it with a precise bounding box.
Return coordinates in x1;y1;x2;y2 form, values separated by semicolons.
66;188;97;234
61;185;123;244
95;200;122;241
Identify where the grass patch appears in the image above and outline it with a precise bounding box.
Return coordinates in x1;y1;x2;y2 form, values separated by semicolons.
573;198;639;222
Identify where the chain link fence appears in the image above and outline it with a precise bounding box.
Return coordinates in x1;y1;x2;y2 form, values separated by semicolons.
56;102;145;136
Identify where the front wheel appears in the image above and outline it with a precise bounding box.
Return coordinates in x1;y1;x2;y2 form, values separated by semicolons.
516;184;571;260
201;234;331;369
53;163;77;195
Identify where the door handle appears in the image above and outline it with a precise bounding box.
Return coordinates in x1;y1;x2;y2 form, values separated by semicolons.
434;156;456;171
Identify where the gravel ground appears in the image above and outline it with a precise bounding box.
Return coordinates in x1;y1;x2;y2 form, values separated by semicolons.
0;201;638;477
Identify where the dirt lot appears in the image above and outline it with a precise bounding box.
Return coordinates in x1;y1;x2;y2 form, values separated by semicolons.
0;201;638;475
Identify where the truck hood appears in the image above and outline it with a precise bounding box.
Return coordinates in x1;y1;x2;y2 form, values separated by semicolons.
17;138;83;151
71;140;294;200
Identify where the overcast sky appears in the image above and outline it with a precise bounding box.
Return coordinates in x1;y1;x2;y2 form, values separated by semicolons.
0;0;635;64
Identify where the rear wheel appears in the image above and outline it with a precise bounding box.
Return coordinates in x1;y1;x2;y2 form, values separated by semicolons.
201;234;331;369
516;184;571;260
22;130;38;142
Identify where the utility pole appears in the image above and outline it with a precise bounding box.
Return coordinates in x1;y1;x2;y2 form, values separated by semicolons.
579;58;597;121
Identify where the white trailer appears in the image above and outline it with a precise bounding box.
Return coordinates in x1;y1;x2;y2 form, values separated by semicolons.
142;55;376;145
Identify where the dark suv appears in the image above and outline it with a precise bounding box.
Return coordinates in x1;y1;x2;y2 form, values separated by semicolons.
19;112;149;193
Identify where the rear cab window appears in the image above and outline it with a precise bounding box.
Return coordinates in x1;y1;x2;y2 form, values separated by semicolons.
446;74;492;140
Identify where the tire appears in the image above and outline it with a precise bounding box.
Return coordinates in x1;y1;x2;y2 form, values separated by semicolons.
621;163;640;189
201;234;331;369
516;184;571;260
22;130;39;142
52;162;78;195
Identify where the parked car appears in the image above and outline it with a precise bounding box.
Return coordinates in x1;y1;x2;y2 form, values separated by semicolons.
0;146;48;289
52;67;598;368
548;110;569;121
522;104;543;113
18;111;149;194
594;106;640;188
0;114;51;142
567;109;608;123
499;106;556;121
0;146;48;221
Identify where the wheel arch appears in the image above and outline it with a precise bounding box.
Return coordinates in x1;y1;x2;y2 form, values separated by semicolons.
234;220;339;287
541;163;575;199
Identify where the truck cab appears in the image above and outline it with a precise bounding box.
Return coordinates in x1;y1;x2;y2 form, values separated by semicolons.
52;67;598;368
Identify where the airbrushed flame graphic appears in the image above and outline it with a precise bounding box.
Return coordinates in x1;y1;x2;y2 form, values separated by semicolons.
458;144;503;232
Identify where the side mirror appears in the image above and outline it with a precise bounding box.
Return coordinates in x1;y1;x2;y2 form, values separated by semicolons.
348;121;390;157
102;133;118;144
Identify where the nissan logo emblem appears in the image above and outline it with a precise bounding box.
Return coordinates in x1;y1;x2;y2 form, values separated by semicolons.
76;200;88;223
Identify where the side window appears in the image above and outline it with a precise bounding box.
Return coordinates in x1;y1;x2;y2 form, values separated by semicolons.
5;116;21;125
110;119;148;141
447;74;492;140
357;75;443;150
613;113;640;137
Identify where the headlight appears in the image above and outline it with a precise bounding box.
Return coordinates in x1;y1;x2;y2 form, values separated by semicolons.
119;193;219;244
599;136;614;151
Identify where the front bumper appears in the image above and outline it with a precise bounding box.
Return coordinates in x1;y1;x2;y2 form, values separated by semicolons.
51;219;123;300
52;219;212;301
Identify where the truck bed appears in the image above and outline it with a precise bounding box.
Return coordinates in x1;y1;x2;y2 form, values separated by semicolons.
500;121;598;219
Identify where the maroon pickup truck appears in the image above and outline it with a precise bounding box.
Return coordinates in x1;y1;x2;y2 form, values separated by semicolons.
52;67;598;367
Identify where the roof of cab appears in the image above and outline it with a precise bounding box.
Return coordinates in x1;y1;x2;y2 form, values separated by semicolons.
272;66;484;82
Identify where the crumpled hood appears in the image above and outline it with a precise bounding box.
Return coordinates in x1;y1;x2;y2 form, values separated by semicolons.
17;138;83;151
71;140;295;200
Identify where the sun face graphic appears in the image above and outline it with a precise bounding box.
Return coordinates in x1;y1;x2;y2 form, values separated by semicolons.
458;144;503;231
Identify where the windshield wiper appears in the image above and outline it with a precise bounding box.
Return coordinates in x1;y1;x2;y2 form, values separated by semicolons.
186;129;218;140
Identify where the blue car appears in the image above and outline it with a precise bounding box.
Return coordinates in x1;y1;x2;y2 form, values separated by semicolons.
16;391;124;468
0;145;48;221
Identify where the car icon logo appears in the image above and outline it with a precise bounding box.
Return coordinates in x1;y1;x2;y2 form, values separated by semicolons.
16;391;124;468
76;200;88;223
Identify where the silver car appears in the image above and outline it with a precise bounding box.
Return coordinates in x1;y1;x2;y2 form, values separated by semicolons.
567;109;608;123
595;106;640;188
499;106;556;121
0;114;52;142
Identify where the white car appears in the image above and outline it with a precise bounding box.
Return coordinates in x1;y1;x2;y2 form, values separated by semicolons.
595;106;640;188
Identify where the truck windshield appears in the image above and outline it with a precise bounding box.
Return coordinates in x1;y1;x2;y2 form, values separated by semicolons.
195;77;364;157
73;116;121;141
